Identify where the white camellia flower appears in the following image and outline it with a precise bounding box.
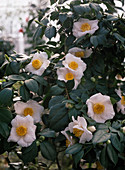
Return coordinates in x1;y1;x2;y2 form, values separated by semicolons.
68;116;93;144
14;100;44;123
62;53;86;75
57;67;81;89
115;89;125;114
8;115;36;147
61;127;75;147
72;18;99;38
25;52;50;76
68;47;92;58
86;93;115;123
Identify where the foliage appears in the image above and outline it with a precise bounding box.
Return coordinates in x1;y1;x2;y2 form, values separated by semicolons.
0;0;125;169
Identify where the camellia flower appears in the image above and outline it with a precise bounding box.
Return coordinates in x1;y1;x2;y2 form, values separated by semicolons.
86;93;115;123
68;47;92;58
57;67;81;89
68;116;93;144
25;52;50;76
62;53;86;75
61;127;75;147
115;89;125;114
8;115;36;147
14;100;44;123
72;18;99;38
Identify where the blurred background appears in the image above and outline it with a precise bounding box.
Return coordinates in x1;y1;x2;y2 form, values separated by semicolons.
0;0;50;56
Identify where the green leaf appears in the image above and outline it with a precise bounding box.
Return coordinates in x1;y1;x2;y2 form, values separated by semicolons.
59;14;67;23
50;85;64;96
110;97;117;105
40;140;57;161
100;146;108;168
66;79;75;92
97;124;108;130
32;75;47;86
2;81;15;88
39;128;56;138
0;88;12;105
33;26;43;41
49;103;69;132
49;96;65;108
65;143;82;155
8;75;25;81
107;15;118;21
0;108;12;124
90;35;106;48
21;141;38;164
113;33;125;43
20;85;30;101
73;149;84;167
0;121;10;138
90;36;98;48
89;3;100;12
110;134;123;152
25;79;38;93
73;5;91;14
92;130;110;144
45;26;56;39
66;36;75;46
107;143;118;165
68;108;81;121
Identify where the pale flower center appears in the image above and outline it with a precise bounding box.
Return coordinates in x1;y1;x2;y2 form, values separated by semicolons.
121;96;125;105
24;107;34;116
32;59;43;70
75;51;85;58
66;139;71;147
16;126;27;136
68;61;78;70
81;23;91;32
73;128;84;137
93;103;105;114
65;73;74;80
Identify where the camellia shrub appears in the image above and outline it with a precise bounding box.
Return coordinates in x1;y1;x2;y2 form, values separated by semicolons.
0;0;125;169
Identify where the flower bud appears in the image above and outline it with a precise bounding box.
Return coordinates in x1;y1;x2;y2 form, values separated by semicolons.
88;126;96;132
91;77;96;82
65;103;74;109
106;140;111;144
121;127;125;133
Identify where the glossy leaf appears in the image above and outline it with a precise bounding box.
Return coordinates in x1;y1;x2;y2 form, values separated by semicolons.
25;79;38;93
0;108;13;124
92;130;110;144
40;140;57;161
65;143;82;155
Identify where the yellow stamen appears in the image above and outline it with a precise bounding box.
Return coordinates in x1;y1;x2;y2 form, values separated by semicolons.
73;128;84;137
66;139;71;147
16;126;27;136
93;103;105;114
121;96;125;105
32;59;42;70
75;51;85;58
68;61;78;70
81;23;91;32
24;107;34;116
65;73;74;80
